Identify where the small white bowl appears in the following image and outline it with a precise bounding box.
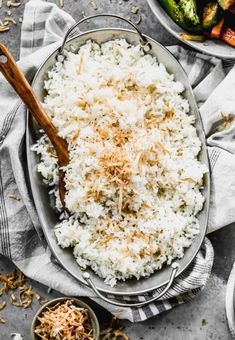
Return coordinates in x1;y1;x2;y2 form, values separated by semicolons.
147;0;235;59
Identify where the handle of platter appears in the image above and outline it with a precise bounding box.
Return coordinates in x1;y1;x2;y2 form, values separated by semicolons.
82;262;179;308
58;13;151;57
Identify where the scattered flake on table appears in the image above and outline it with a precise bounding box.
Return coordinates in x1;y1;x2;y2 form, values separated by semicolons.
4;17;17;25
0;25;9;32
81;11;90;23
0;301;6;310
8;194;20;200
131;6;139;14
101;317;129;340
7;1;21;8
39;298;48;305
135;14;142;25
0;270;46;310
215;113;235;132
9;291;16;302
0;316;5;324
90;1;97;10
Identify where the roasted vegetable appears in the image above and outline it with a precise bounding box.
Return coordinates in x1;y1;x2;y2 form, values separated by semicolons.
221;27;235;46
179;0;201;26
158;0;235;48
180;33;205;41
204;17;224;38
211;17;225;37
218;0;235;10
158;0;186;27
158;0;202;32
202;1;220;30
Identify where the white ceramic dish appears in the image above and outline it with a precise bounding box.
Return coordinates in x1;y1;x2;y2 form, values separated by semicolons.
147;0;235;60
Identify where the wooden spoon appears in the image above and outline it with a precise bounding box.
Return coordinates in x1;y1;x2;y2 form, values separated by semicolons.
0;44;69;208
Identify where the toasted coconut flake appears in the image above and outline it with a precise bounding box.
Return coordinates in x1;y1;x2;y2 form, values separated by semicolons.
96;126;109;140
0;26;9;32
76;53;84;75
131;6;139;14
0;270;27;293
90;1;97;10
98;235;115;246
47;287;52;294
0;269;45;310
11;301;24;307
112;128;132;147
156;141;168;155
99;148;132;185
0;301;6;311
135;15;142;25
215;114;235;132
101;317;128;340
118;185;123;215
182;178;194;183
4;17;17;25
0;316;5;324
39;299;48;305
8;194;20;201
71;128;80;145
9;291;16;302
7;1;21;7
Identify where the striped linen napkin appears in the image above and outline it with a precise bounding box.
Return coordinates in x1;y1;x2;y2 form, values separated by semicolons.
0;0;235;322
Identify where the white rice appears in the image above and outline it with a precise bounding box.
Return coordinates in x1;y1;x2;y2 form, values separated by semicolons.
32;39;207;286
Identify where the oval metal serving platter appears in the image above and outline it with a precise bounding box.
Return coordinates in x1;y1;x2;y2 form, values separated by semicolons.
26;28;210;296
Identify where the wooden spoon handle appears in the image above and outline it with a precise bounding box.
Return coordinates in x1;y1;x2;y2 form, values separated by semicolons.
0;43;69;166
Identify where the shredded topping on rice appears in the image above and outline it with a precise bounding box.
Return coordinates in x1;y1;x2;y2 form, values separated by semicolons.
99;148;132;185
32;39;207;286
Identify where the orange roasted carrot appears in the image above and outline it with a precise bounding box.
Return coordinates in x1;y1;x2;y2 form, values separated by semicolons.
211;17;225;38
221;27;235;47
